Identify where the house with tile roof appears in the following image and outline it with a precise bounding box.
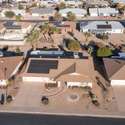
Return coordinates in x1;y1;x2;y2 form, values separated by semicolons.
23;58;93;88
0;56;23;86
31;8;55;19
80;21;125;34
103;58;125;86
59;8;87;19
0;21;35;45
89;7;119;17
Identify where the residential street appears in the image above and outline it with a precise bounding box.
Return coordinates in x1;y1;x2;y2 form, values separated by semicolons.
0;113;125;125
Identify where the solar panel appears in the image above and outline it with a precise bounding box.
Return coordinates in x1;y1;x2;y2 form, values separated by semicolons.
27;60;58;73
4;21;21;29
97;25;112;29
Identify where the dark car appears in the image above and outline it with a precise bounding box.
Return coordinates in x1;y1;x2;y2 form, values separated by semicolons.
0;94;5;105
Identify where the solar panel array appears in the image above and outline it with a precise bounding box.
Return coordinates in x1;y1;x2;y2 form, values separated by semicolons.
97;24;112;29
27;60;58;73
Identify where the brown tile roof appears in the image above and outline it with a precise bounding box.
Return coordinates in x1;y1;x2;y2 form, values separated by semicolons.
0;56;23;80
23;58;93;82
103;58;125;80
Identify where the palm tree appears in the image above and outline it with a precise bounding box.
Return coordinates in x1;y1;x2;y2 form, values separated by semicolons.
67;11;76;21
40;23;50;33
27;30;40;50
100;33;109;43
15;15;22;21
54;11;63;21
58;2;66;9
84;32;91;43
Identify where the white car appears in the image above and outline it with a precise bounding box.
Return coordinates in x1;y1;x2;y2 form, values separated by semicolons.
73;52;79;59
0;51;3;57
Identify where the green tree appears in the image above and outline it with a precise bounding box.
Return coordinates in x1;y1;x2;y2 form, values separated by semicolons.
96;33;109;43
27;30;40;50
40;23;60;34
18;4;24;10
67;11;76;21
49;26;61;34
67;39;80;51
15;47;21;53
30;3;37;8
97;47;113;57
54;11;62;21
15;15;22;21
4;11;15;18
84;32;91;42
40;23;50;33
25;6;30;13
58;2;66;9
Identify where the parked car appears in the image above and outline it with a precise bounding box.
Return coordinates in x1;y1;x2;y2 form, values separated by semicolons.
0;51;3;57
0;94;5;105
73;52;79;59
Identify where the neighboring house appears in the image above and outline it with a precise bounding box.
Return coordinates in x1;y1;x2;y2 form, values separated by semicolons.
80;21;125;34
0;56;23;86
31;8;55;19
53;21;75;34
3;21;34;33
1;9;26;17
14;0;31;2
86;0;109;7
38;0;59;7
64;0;82;7
23;58;93;88
9;22;35;34
59;8;87;19
89;7;119;17
0;21;35;45
103;58;125;86
112;0;125;4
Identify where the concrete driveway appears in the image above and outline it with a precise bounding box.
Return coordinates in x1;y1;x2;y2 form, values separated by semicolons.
112;86;125;112
9;82;43;107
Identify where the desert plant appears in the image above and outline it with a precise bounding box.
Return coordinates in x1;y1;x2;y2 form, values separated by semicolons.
97;46;113;57
67;11;76;21
4;11;15;18
67;39;80;51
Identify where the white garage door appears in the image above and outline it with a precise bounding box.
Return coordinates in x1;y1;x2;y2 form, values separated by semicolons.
111;80;125;86
23;77;50;82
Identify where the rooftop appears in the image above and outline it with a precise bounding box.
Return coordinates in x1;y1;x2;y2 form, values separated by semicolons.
103;58;125;80
31;8;55;14
80;21;124;30
112;0;125;3
0;56;23;80
59;8;87;16
89;7;118;14
23;58;93;82
3;21;33;29
87;0;109;5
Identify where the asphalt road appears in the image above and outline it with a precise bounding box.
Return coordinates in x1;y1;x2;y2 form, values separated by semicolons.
0;19;125;23
0;113;125;125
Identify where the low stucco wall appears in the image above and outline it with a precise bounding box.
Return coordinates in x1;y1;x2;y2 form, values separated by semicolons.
0;40;26;46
